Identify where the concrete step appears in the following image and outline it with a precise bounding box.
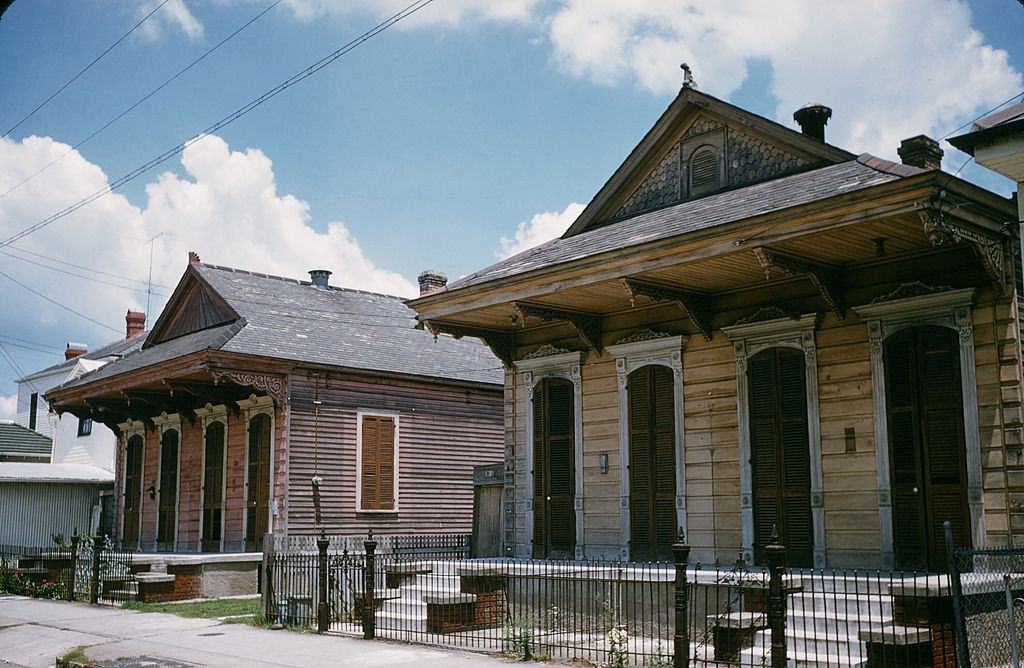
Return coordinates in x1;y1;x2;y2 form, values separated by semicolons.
787;610;890;636
378;598;427;617
395;583;463;599
750;628;866;660
740;644;866;668
789;592;892;618
795;574;893;596
376;610;427;633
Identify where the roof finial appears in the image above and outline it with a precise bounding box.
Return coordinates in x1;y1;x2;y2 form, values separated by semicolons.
188;251;201;265
681;62;696;90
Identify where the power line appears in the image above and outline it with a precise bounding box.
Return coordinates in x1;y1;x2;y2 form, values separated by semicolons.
1;249;170;298
0;334;63;353
3;245;172;289
0;270;121;334
0;342;37;391
0;339;61;356
0;0;438;250
0;0;284;201
941;89;1024;140
1;0;171;139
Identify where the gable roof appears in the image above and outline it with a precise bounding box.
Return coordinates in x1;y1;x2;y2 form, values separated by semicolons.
948;101;1024;156
0;422;52;459
57;263;504;388
449;155;918;291
18;333;146;384
563;87;855;237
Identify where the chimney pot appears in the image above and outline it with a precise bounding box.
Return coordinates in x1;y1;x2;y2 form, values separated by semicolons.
125;310;146;340
65;343;87;360
793;102;833;142
897;135;943;170
308;269;332;289
418;269;448;296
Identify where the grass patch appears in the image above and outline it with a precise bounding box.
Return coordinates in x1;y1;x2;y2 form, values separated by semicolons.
122;597;260;620
59;645;93;666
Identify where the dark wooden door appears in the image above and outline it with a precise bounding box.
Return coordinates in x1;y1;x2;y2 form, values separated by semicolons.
122;434;144;547
533;378;576;559
749;347;814;567
246;413;272;551
628;365;677;561
885;326;971;571
157;429;179;551
202;421;225;552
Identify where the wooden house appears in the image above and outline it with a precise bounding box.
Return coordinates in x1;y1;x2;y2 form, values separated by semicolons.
46;256;504;553
408;87;1023;571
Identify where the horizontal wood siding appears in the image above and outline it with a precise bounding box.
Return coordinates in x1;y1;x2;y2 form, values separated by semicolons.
286;372;503;536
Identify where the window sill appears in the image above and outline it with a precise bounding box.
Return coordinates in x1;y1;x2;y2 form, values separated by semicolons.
356;508;399;515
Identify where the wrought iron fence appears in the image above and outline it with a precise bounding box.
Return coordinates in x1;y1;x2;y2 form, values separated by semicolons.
264;531;967;667
0;534;135;605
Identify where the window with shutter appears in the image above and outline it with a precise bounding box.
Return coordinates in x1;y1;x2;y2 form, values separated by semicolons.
884;326;970;571
157;429;179;551
748;347;813;567
628;365;677;561
245;413;272;550
123;434;144;547
533;378;576;558
202;421;226;552
359;414;398;512
689;147;719;196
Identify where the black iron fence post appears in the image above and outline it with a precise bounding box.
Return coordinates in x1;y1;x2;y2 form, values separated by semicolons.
766;529;787;668
363;530;377;640
317;530;329;634
673;531;692;668
89;534;102;605
68;529;79;602
946;520;972;668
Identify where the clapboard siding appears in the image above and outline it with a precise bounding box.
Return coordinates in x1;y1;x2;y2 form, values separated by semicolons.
285;371;503;535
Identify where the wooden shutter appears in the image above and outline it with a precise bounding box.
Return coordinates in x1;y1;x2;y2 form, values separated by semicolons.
361;415;396;511
157;429;179;548
533;378;576;558
123;435;144;545
532;382;546;557
652;367;677;558
689;147;719;196
202;422;225;550
749;352;780;563
629;366;677;561
246;414;272;549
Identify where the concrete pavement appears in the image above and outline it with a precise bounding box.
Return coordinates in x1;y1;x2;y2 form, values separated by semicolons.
0;597;539;667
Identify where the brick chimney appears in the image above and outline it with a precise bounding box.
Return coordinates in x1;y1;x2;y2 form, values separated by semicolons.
418;270;448;296
793;102;833;142
125;310;146;340
897;135;943;170
65;343;87;360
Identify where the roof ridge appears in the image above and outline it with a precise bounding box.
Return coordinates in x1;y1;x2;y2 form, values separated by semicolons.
199;263;410;301
855;152;926;177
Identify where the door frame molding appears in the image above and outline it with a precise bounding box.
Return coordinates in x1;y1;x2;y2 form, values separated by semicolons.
723;313;825;567
607;331;688;560
515;350;585;559
853;285;981;570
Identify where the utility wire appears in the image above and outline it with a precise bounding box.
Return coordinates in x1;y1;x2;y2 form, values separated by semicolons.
1;250;170;297
0;341;37;390
3;245;171;289
941;89;1024;140
0;270;121;334
0;0;284;202
0;0;438;249
0;334;63;353
0;339;61;356
2;0;171;139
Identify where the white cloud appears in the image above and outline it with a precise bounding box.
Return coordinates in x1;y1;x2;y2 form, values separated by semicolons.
0;134;416;351
0;395;16;421
137;0;204;42
497;202;584;259
281;0;541;27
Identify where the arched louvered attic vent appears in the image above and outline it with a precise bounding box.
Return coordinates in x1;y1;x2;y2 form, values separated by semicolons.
689;147;719;197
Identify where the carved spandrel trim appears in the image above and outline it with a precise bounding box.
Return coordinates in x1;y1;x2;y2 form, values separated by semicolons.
213;370;286;406
621;278;713;342
753;246;844;319
869;281;954;304
732;305;793;327
920;207;1009;294
512;302;602;353
422;320;516;367
523;343;571;359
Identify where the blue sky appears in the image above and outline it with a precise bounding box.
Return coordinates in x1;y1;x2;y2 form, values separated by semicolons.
1;0;1023;417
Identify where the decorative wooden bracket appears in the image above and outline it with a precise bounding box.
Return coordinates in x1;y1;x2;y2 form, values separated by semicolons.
421;320;516;368
511;302;603;353
919;206;1009;295
211;370;288;406
620;278;713;342
753;247;845;319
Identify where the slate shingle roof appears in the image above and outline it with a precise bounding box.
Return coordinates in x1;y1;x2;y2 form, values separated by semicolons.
450;156;917;290
19;333;146;382
0;422;52;459
56;267;503;391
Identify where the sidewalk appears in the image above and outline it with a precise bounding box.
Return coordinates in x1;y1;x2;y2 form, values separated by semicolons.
0;597;539;667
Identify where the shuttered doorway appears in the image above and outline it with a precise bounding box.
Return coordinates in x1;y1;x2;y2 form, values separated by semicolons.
245;413;272;552
628;365;676;561
749;347;814;567
533;378;576;559
885;325;971;571
123;434;144;548
202;421;225;552
157;429;179;552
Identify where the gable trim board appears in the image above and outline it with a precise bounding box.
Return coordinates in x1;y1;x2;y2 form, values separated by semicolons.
606;334;687;560
852;287;982;571
145;266;240;349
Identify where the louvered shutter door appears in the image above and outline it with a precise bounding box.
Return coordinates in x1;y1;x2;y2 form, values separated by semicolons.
546;379;576;557
749;352;779;564
777;348;813;567
885;330;928;570
378;418;396;510
246;414;272;549
689;148;719;196
629;369;653;560
532;382;546;557
362;416;380;510
652;366;677;559
158;430;179;548
123;435;144;545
